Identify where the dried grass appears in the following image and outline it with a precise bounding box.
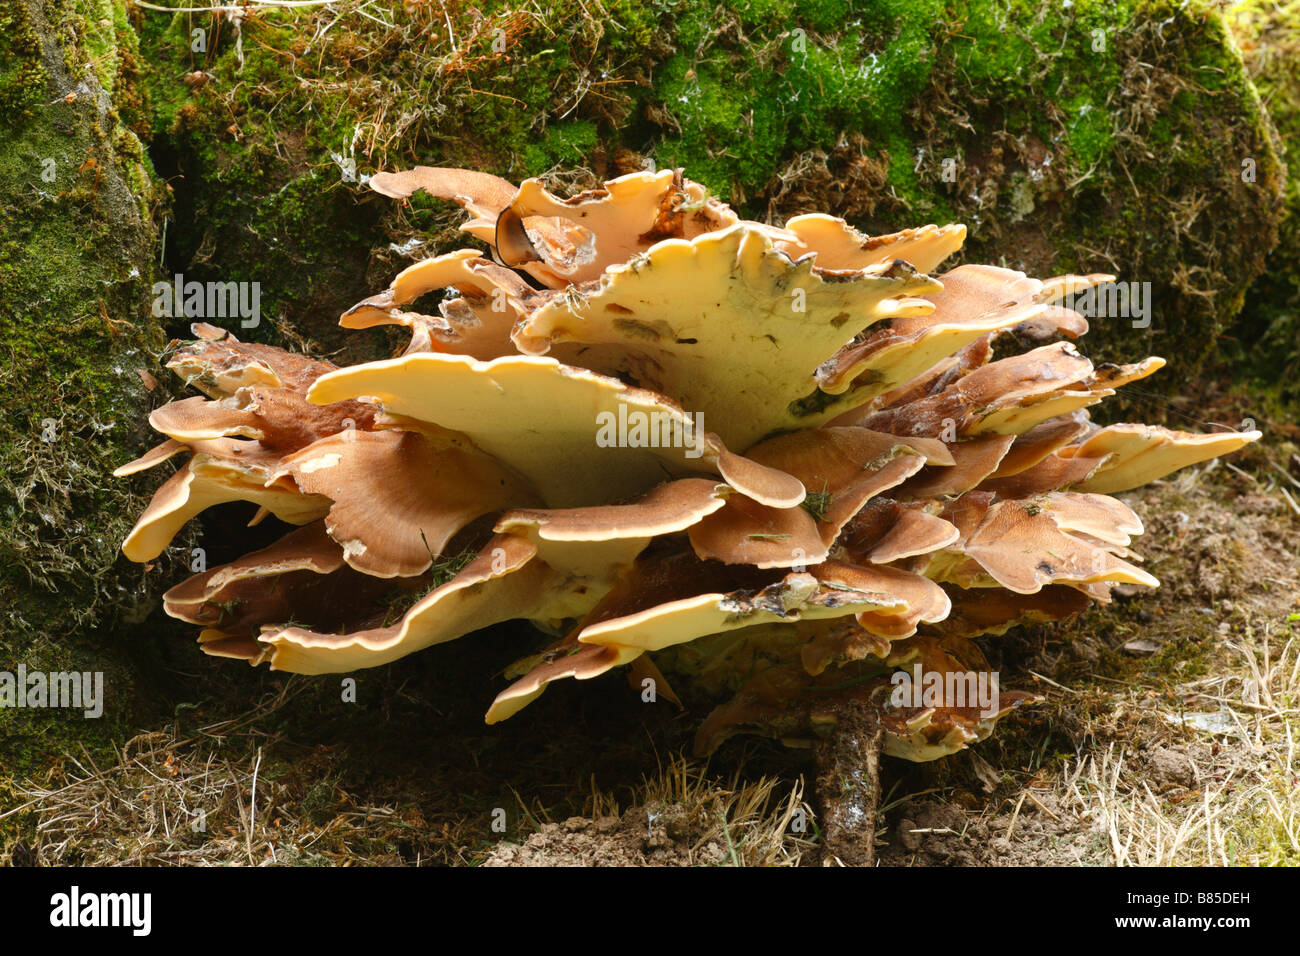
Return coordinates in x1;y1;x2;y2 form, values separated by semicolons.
1061;628;1299;866
2;679;470;866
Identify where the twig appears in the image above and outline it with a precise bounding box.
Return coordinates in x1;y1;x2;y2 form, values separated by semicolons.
1027;670;1079;694
1006;790;1027;841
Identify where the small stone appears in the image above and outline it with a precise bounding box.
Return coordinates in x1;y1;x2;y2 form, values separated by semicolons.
1123;638;1161;656
897;816;921;851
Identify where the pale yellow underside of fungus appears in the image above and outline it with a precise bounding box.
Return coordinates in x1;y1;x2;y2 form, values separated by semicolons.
307;352;804;509
116;162;1261;762
513;223;942;448
121;452;330;563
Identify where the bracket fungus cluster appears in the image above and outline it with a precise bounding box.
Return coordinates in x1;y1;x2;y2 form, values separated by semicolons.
118;165;1259;763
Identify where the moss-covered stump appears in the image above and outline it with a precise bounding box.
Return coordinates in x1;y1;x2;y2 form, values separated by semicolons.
1228;0;1300;410
0;0;175;777
124;0;1283;395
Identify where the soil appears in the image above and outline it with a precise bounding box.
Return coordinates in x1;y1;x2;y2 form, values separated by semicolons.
484;804;732;867
874;458;1300;867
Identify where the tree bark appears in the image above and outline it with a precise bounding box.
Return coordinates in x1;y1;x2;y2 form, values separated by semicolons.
813;696;884;867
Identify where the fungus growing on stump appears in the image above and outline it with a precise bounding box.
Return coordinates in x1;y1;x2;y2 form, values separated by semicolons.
117;165;1259;865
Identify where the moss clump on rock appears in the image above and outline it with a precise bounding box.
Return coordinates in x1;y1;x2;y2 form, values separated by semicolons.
904;0;1285;404
1227;0;1300;410
0;0;178;781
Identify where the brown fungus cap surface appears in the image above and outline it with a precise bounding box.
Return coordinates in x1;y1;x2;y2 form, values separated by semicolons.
274;429;537;577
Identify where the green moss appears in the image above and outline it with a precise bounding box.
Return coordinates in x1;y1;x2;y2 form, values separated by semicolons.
0;0;175;804
524;120;600;176
643;0;946;199
78;0;121;94
109;0;1281;398
0;0;47;121
888;0;1284;402
1226;0;1300;410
